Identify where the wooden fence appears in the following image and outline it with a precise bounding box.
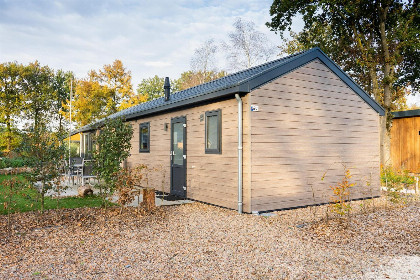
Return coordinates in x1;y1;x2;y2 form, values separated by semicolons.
391;113;420;173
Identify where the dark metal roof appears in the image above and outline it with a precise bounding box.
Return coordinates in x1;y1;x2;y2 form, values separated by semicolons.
73;48;385;134
392;109;420;119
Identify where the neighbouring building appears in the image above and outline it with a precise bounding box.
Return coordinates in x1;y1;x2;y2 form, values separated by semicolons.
391;109;420;173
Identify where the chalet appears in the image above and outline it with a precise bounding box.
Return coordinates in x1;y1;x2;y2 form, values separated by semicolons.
73;48;385;213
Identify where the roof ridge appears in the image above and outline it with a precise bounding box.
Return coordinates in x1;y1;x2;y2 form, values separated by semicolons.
72;48;344;134
233;49;311;86
107;49;313;119
171;49;309;95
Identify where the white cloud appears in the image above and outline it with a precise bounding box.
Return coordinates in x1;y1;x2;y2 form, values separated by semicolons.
0;0;293;87
407;94;419;107
144;61;173;68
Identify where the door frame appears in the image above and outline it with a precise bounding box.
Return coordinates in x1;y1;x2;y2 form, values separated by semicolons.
170;116;187;197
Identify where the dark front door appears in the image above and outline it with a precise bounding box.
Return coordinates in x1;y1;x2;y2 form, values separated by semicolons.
170;116;186;197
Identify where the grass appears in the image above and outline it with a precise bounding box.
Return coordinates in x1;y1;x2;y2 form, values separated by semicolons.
0;157;31;168
0;173;106;215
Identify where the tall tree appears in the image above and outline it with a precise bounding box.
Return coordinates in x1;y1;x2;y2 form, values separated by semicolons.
191;39;219;73
52;70;74;133
223;18;277;71
66;60;138;127
177;70;227;91
0;62;24;154
136;75;180;101
93;59;134;113
0;125;23;154
21;61;54;132
68;77;109;127
182;39;227;89
267;0;419;165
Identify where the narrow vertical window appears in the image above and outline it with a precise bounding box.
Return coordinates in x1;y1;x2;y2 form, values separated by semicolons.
83;133;93;158
205;110;221;154
139;122;150;153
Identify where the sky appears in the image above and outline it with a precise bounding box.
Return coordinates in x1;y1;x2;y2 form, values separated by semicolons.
0;0;418;106
0;0;287;85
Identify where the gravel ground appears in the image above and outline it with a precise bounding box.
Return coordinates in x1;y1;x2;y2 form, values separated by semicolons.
0;197;419;279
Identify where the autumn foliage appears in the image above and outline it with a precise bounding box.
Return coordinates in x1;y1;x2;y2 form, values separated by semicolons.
114;164;157;213
329;169;355;217
64;60;145;127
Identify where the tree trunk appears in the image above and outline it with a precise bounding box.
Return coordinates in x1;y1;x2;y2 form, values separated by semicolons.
380;116;391;166
142;188;155;211
5;116;11;155
378;3;393;166
368;66;380;102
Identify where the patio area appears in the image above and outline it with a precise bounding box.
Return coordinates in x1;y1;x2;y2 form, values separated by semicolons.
48;176;193;207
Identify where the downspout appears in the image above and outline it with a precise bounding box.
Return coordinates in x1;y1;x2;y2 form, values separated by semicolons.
235;94;243;213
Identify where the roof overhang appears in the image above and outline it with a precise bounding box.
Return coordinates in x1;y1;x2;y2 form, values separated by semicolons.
72;47;385;135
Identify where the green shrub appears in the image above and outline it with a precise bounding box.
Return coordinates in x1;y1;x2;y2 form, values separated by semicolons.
381;166;415;203
92;117;133;208
21;127;66;213
381;166;415;186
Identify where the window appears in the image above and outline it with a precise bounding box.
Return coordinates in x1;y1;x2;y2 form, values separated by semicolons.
205;110;221;154
139;122;150;153
83;133;93;158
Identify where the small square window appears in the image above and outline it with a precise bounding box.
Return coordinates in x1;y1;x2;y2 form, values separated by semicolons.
205;110;221;154
139;122;150;153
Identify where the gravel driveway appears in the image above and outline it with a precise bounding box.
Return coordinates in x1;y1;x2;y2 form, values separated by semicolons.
1;198;419;279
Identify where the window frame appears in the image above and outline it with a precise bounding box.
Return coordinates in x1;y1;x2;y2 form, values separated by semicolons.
83;133;93;158
205;109;222;154
139;122;150;153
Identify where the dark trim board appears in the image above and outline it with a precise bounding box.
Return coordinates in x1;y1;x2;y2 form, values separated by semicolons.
392;109;420;119
125;86;249;122
314;49;385;116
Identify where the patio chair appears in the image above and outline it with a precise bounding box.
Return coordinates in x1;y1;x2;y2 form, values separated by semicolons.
81;159;97;185
59;160;68;177
69;157;83;185
70;157;83;165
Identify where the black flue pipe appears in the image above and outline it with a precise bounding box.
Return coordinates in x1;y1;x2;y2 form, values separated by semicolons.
164;77;170;101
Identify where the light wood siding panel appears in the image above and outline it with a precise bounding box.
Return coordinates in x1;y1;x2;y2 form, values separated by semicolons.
250;59;380;212
391;116;420;172
127;96;251;211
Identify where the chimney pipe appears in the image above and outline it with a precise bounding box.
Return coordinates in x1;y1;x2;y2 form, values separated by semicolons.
164;77;170;101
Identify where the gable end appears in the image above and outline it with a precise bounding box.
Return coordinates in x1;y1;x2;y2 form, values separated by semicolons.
246;48;385;116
